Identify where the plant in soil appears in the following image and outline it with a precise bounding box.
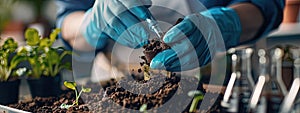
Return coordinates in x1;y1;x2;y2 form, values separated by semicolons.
0;38;25;81
0;37;24;105
16;28;72;98
60;81;91;109
17;28;72;78
139;104;148;113
188;90;204;112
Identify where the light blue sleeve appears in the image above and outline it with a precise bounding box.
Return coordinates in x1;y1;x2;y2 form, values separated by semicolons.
229;0;285;39
55;0;96;50
56;0;95;28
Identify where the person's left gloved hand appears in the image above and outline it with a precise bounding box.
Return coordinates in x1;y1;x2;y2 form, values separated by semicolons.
150;7;242;71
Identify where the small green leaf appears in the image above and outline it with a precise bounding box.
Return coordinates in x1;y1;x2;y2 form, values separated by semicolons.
60;103;73;109
2;38;18;52
64;81;76;90
82;87;91;93
139;104;147;112
50;28;60;43
25;28;40;46
46;48;60;64
39;38;52;47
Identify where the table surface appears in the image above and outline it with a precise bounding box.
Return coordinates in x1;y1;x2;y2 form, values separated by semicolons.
267;23;300;37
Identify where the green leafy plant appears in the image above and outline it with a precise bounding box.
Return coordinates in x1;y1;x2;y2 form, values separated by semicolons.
0;38;26;81
17;28;71;78
60;81;91;109
188;90;204;113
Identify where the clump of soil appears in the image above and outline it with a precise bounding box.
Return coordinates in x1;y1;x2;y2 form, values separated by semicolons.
142;18;183;65
142;39;170;64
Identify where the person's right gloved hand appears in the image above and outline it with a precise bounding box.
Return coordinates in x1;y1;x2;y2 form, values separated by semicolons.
150;7;242;71
82;0;152;49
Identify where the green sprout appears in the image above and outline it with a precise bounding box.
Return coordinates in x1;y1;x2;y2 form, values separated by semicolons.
139;104;148;113
143;64;151;81
60;81;91;109
188;90;204;113
0;38;26;81
18;28;72;78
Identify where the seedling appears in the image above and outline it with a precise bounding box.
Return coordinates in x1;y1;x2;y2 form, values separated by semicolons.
17;28;72;78
188;90;204;112
0;38;26;81
60;81;91;109
143;64;151;81
139;104;148;113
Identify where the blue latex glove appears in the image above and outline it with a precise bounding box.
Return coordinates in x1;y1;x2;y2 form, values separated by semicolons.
82;0;152;49
151;7;242;71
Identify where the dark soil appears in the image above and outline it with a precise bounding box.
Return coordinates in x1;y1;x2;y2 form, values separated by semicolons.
142;39;170;64
8;74;222;113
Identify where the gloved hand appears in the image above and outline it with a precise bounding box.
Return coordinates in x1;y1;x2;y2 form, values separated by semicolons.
150;7;242;71
82;0;152;49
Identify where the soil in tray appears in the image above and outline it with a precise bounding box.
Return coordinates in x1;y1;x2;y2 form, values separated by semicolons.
8;74;222;113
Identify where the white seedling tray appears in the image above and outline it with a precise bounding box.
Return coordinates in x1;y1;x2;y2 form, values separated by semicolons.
0;104;30;113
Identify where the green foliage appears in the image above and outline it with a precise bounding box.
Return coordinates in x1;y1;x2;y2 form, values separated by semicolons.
0;37;24;81
188;90;204;112
18;28;72;78
61;81;91;109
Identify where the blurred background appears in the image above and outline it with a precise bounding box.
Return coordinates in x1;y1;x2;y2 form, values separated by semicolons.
0;0;60;100
0;0;300;45
0;0;56;45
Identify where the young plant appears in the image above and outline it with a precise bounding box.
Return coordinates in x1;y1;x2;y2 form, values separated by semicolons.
139;104;148;113
143;64;151;81
0;38;26;81
18;28;72;78
60;81;91;109
188;90;204;113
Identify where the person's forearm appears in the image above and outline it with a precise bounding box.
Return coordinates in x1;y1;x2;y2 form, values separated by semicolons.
61;11;95;51
229;3;264;43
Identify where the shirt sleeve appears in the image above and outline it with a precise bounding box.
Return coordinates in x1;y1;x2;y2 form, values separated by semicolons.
55;0;94;28
229;0;285;37
55;0;95;50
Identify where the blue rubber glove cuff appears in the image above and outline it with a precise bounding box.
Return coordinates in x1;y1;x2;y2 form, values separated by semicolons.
83;8;108;49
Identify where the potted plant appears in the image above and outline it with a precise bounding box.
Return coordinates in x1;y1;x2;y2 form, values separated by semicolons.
17;28;72;98
0;38;26;105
